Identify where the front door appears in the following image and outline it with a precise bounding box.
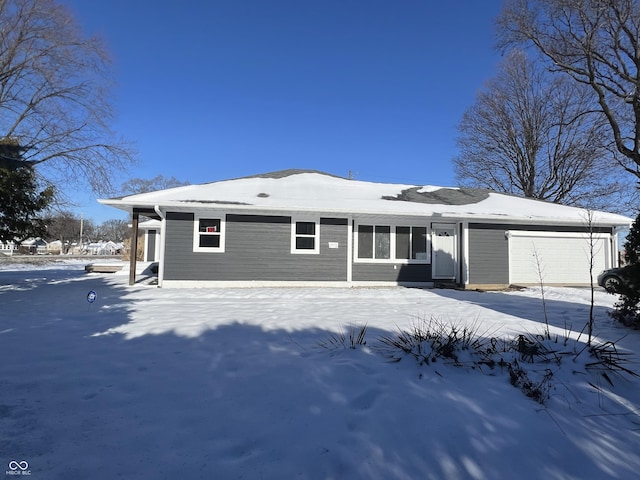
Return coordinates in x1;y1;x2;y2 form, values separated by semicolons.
432;224;457;280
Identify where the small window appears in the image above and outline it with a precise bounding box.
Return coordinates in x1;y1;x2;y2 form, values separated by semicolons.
292;219;319;254
193;215;225;252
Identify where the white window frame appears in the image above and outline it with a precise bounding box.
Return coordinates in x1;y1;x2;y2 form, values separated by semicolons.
354;223;430;263
291;217;320;254
193;213;226;252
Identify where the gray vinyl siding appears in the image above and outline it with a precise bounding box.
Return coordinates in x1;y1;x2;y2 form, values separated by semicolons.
352;263;431;283
147;230;157;261
467;227;509;285
163;212;348;281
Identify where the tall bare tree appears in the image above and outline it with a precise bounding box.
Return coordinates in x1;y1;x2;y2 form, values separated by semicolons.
44;210;95;251
96;218;129;242
120;175;189;195
0;0;134;194
497;0;640;179
455;49;625;208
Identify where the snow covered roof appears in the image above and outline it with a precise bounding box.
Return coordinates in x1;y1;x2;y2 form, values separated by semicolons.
21;237;47;246
138;219;162;230
100;170;632;227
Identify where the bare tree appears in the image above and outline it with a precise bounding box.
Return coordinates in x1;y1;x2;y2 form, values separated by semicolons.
497;0;640;179
44;210;94;251
96;218;129;242
0;0;135;194
583;209;600;346
455;49;627;208
120;175;189;195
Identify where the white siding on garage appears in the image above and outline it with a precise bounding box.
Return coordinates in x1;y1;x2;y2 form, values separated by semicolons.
509;231;612;284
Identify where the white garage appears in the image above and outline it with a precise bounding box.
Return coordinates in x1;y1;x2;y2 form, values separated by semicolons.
508;231;614;285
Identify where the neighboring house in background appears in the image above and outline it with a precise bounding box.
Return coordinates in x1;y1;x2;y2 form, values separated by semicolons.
0;240;18;255
99;170;632;289
20;237;47;255
46;240;63;254
68;242;81;254
86;241;123;255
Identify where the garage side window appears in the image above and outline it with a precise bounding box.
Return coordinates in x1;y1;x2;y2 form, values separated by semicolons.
193;215;225;252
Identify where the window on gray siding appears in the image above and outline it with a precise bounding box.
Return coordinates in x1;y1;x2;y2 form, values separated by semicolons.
199;218;220;233
412;227;428;260
291;219;320;254
197;218;222;249
358;225;374;258
396;226;428;260
396;226;410;259
296;222;315;249
296;222;315;236
358;225;390;259
200;235;220;248
375;226;391;259
357;223;430;262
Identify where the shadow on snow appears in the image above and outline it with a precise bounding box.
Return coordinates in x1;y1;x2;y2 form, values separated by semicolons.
1;274;639;479
428;287;620;337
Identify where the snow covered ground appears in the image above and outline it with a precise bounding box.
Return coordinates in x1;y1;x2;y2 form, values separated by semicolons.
1;260;640;479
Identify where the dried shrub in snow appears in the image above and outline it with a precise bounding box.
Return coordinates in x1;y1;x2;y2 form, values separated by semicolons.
367;316;637;406
376;316;487;366
318;324;368;350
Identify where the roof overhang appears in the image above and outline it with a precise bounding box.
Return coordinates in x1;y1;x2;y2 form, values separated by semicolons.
98;171;632;229
98;198;632;229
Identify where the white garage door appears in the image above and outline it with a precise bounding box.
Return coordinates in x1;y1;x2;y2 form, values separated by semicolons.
509;231;612;284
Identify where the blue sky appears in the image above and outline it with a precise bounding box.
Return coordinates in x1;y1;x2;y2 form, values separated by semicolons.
62;0;504;222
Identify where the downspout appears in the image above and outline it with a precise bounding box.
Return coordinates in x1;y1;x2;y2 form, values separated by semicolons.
613;225;626;268
460;221;469;287
347;215;353;286
129;212;140;286
154;205;166;288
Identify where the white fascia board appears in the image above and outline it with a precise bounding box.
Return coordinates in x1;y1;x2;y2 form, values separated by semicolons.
506;230;611;239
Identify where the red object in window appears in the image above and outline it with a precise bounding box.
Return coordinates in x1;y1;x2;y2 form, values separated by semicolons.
206;226;217;232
